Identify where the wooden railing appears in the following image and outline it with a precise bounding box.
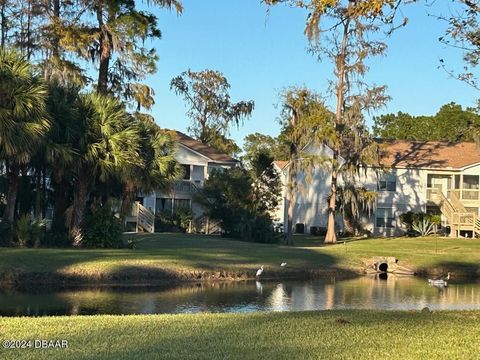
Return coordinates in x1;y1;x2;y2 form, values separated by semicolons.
448;190;467;212
431;188;480;236
451;189;480;201
173;180;203;194
130;201;155;233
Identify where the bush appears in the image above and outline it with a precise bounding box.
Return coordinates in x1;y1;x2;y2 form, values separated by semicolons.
400;211;441;237
155;207;194;233
15;215;46;247
83;205;123;248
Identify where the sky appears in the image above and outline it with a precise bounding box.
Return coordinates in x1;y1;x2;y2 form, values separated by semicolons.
146;0;479;148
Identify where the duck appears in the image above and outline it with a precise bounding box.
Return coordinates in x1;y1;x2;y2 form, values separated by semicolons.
428;272;451;287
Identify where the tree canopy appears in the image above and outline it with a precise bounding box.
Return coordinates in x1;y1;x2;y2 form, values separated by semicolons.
171;69;254;156
372;103;480;142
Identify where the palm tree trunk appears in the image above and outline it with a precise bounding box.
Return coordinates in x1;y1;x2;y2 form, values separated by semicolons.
52;180;69;234
120;182;136;226
2;164;19;223
70;175;90;246
34;170;41;219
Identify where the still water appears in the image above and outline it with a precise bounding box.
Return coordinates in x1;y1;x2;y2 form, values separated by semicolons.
1;275;480;316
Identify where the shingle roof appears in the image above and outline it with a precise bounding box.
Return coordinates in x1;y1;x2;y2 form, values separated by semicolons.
173;131;239;163
378;140;480;169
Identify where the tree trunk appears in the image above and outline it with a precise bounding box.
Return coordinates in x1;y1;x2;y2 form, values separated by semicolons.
0;1;6;49
42;170;47;219
52;178;69;234
70;175;90;246
96;5;112;94
325;167;338;244
34;170;42;219
325;17;350;244
285;108;299;246
285;189;295;246
120;182;136;227
2;164;19;223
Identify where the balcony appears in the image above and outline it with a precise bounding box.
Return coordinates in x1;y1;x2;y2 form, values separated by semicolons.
427;188;480;204
173;180;203;194
452;189;480;201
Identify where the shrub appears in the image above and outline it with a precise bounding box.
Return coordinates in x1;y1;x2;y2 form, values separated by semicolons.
155;207;194;233
15;215;46;247
400;211;441;237
83;205;123;248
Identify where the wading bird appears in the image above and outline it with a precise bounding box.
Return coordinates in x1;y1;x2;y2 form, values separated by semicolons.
256;265;264;277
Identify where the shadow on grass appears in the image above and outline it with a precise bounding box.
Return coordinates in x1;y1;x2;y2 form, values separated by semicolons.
0;233;359;289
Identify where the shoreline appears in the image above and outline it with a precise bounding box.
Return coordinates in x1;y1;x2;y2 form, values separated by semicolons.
1;265;479;291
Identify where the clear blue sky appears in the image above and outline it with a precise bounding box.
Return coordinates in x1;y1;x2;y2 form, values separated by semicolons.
147;0;478;147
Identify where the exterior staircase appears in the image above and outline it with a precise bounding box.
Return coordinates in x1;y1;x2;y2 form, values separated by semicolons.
126;201;155;233
432;188;480;237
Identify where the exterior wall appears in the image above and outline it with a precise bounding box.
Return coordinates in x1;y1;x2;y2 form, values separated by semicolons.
140;144;237;220
276;143;444;237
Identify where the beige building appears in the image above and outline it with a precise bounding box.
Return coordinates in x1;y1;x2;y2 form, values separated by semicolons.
274;141;480;237
128;131;239;233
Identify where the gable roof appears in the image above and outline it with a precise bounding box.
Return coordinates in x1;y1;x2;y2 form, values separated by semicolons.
273;160;288;170
378;140;480;170
173;131;239;163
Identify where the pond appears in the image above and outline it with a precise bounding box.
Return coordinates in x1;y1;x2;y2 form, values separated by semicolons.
1;275;480;317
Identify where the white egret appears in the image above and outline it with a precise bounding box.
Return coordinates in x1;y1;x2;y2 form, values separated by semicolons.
256;265;264;277
280;262;287;267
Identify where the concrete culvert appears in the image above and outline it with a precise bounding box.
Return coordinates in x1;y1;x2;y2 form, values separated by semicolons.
378;262;388;272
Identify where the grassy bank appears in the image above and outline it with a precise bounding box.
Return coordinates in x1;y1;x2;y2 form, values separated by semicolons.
1;233;480;287
1;310;479;359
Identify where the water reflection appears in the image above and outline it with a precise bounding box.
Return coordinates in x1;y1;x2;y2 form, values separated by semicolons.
1;276;480;317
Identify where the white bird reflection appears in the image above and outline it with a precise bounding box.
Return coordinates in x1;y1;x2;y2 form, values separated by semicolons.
255;281;263;295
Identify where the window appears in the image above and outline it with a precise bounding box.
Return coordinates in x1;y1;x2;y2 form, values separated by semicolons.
181;165;191;180
155;198;172;214
376;208;394;228
192;165;205;181
175;199;191;210
378;179;396;191
455;175;461;190
463;175;479;189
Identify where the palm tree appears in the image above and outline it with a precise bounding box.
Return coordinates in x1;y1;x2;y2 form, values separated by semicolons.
0;50;50;227
69;92;140;246
119;115;181;224
42;84;82;234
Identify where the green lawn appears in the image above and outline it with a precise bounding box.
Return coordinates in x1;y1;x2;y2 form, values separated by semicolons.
1;310;479;359
1;233;480;286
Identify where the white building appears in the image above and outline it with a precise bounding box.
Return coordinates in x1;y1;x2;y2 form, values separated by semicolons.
128;131;239;232
274;140;480;237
